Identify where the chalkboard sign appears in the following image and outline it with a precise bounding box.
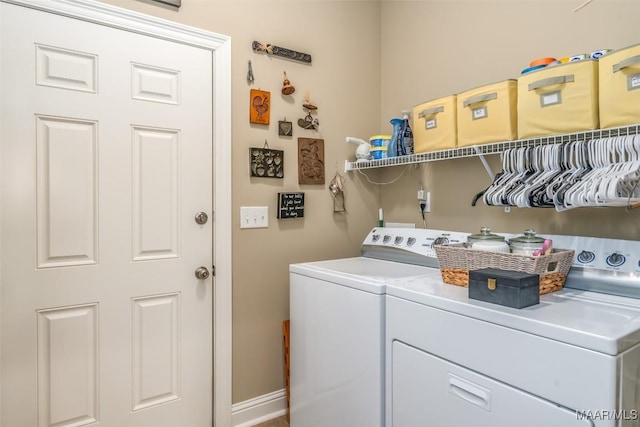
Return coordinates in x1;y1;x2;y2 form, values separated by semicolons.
277;192;305;219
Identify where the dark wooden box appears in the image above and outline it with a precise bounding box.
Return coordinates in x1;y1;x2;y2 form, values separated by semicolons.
469;268;540;309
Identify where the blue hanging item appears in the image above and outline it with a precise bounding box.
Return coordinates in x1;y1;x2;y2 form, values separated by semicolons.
400;110;414;155
389;118;404;157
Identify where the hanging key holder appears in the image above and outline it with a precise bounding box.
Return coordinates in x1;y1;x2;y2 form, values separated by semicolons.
252;41;312;64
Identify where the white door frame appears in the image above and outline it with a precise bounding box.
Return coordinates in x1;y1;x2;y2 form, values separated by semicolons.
0;0;233;425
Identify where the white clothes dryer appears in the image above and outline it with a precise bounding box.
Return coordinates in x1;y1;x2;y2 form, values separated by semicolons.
386;233;640;427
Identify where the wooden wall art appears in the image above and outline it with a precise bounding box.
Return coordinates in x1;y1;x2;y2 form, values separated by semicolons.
298;138;325;185
250;141;283;178
250;89;270;125
252;41;312;64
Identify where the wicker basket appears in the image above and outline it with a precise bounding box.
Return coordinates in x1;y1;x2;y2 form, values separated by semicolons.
434;243;575;295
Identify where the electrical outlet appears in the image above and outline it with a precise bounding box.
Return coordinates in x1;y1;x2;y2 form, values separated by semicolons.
240;206;269;229
419;191;431;213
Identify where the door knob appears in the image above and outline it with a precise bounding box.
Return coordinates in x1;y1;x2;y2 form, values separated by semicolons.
195;212;208;225
195;266;210;280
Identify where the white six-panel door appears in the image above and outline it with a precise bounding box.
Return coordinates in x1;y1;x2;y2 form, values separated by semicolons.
1;2;219;425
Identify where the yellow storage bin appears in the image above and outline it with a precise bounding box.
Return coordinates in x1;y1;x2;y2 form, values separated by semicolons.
517;59;599;139
457;80;517;147
412;95;457;153
599;43;640;128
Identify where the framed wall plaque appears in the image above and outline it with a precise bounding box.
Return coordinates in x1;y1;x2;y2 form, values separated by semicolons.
250;89;270;125
278;120;293;136
250;145;283;178
298;138;324;185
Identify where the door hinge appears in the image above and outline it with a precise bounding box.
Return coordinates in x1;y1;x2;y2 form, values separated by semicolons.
212;265;216;276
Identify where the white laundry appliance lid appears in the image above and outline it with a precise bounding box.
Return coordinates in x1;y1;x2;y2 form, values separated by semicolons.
290;257;438;294
386;277;640;356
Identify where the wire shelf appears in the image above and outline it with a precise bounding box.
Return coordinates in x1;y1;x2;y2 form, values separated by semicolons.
344;123;640;172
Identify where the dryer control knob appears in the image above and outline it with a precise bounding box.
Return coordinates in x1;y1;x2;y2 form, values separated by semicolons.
606;253;626;267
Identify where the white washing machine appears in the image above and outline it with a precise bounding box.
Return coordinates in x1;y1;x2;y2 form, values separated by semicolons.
289;228;468;427
386;233;640;427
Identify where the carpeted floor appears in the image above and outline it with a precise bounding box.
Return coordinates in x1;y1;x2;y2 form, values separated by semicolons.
252;415;289;426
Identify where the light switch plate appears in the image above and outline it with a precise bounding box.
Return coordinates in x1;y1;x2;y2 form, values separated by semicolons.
240;206;269;229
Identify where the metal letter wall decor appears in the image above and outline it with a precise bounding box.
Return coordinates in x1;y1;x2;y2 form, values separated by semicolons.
252;41;312;64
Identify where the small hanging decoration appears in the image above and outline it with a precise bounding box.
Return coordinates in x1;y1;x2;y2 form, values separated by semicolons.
298;138;324;185
278;118;293;137
297;92;319;130
329;172;346;212
281;71;295;95
250;140;284;178
247;60;255;84
250;89;270;125
252;41;312;64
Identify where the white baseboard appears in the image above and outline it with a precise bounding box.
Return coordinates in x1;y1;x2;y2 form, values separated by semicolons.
232;388;288;427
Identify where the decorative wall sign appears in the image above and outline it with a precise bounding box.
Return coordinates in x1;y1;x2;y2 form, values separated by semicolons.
277;192;305;219
278;120;293;137
298;138;324;185
250;89;270;125
250;141;283;178
252;41;312;64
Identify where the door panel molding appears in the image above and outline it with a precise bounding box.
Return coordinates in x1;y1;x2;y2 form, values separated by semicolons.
0;1;233;425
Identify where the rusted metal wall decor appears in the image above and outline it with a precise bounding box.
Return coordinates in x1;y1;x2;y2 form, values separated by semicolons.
252;41;312;64
298;138;324;185
250;89;270;125
250;141;283;178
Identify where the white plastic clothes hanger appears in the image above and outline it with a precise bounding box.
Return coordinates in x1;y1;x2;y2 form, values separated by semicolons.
567;137;612;208
544;140;577;208
509;145;540;207
483;148;518;206
501;147;531;206
599;135;640;206
521;143;563;207
552;140;591;211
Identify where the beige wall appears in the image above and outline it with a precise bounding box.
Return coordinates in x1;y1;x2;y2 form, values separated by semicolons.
100;0;382;403
100;0;640;407
379;1;640;240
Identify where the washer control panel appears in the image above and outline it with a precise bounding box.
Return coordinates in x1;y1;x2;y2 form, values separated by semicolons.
362;228;469;260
